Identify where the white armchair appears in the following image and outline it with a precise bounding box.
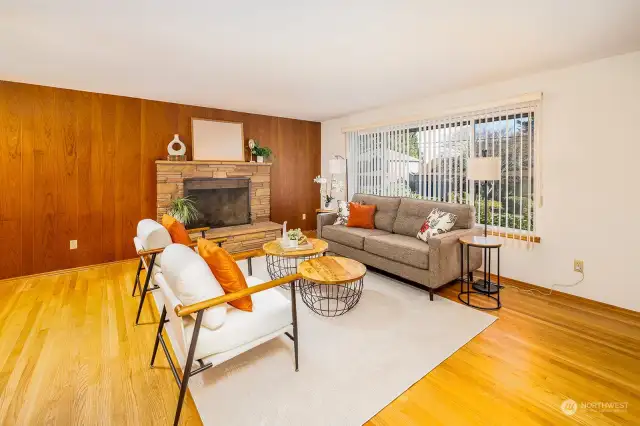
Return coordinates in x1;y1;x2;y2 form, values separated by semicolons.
150;244;300;426
132;219;225;325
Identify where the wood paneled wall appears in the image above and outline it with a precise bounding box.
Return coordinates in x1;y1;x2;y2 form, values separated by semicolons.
0;80;321;279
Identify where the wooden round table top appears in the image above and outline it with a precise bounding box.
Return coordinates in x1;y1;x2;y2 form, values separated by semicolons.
459;235;503;248
298;256;367;285
262;238;328;257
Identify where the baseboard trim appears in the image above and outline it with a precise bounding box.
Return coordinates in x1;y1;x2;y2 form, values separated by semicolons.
468;272;640;317
0;258;138;283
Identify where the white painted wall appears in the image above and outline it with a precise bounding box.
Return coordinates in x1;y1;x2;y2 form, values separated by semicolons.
322;51;640;311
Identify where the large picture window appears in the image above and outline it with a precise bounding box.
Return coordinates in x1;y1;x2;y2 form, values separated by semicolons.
346;100;538;240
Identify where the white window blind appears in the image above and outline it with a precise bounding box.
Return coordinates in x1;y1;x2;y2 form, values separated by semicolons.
346;99;539;241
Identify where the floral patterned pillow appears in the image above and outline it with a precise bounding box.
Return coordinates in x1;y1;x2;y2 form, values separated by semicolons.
416;208;458;242
333;200;352;225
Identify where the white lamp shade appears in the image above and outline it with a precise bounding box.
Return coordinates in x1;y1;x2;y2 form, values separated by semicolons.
467;156;501;180
329;158;345;174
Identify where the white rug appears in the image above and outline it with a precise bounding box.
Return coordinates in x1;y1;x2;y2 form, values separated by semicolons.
152;256;496;426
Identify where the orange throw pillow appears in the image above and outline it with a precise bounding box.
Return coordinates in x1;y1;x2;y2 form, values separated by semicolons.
161;214;192;245
197;238;253;312
346;202;376;229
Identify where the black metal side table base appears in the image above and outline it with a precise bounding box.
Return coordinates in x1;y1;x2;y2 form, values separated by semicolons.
458;288;502;310
472;280;502;295
266;254;322;289
458;239;502;310
299;278;364;317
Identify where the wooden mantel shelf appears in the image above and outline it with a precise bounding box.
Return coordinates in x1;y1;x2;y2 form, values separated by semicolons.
156;160;272;166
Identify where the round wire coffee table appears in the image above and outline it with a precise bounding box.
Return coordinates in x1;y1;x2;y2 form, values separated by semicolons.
263;238;328;289
298;256;367;317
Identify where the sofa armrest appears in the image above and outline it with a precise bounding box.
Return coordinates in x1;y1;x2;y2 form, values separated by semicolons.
427;228;478;249
317;213;338;238
427;227;483;289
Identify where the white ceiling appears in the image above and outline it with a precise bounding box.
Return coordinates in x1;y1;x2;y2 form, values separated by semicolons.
2;0;640;121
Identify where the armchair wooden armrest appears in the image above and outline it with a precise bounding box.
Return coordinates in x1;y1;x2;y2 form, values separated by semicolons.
136;237;227;256
186;226;210;234
187;226;210;238
175;273;302;317
231;250;262;261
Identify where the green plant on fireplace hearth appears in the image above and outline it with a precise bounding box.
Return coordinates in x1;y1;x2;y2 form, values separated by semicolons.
167;196;200;226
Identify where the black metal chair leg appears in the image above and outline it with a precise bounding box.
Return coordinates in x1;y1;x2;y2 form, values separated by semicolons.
174;310;204;426
290;280;299;372
151;305;167;367
135;253;156;325
247;257;253;276
132;258;143;297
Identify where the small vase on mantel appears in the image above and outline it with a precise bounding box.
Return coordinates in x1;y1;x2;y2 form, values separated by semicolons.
257;156;264;163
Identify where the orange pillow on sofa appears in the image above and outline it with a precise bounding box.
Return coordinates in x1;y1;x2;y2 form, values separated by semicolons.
197;238;253;312
161;214;192;245
346;202;376;229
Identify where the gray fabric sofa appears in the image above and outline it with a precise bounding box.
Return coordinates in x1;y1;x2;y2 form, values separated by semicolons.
317;194;482;300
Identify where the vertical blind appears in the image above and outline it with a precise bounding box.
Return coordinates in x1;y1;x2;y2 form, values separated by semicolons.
346;99;539;242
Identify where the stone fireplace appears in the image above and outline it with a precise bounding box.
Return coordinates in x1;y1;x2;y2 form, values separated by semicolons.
156;160;281;252
184;177;251;228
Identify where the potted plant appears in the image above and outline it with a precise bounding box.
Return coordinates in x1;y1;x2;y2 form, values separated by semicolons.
167;196;200;226
248;139;273;163
314;176;344;208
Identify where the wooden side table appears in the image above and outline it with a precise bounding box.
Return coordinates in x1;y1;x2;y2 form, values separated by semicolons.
459;236;502;310
298;256;367;317
263;238;329;288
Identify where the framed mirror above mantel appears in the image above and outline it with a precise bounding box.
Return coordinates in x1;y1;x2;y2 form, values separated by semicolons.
191;118;245;161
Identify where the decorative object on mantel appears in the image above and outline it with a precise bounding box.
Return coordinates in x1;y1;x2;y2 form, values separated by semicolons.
248;139;256;162
314;175;344;208
167;134;187;161
249;139;273;163
167;196;201;226
192;118;245;161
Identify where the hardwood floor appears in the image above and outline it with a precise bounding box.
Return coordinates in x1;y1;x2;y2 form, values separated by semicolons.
0;260;638;425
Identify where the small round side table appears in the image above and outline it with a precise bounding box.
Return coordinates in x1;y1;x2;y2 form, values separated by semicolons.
263;238;328;288
298;256;366;317
458;236;502;310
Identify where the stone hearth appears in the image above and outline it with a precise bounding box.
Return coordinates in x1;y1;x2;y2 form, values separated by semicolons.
156;160;281;253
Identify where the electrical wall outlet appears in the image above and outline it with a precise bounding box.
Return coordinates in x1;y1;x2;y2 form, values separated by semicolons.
302;213;306;220
574;259;584;273
70;240;78;250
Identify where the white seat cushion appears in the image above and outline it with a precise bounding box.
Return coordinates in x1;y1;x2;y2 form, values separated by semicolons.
161;244;227;330
185;276;292;360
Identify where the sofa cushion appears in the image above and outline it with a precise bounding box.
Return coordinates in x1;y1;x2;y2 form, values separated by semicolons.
346;202;376;229
364;233;430;269
321;225;389;250
393;198;475;237
352;194;401;232
184;276;292;360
